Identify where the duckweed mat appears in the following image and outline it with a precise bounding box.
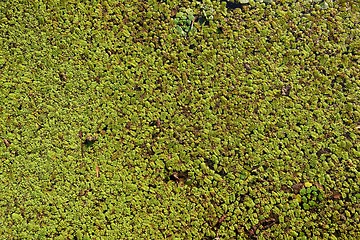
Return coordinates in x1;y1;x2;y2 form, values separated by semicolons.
0;0;359;239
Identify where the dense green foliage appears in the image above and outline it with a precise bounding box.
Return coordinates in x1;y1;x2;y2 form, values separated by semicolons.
0;0;359;239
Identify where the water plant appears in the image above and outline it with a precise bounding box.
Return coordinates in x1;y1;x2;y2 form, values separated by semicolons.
173;8;197;38
0;0;359;239
297;183;325;210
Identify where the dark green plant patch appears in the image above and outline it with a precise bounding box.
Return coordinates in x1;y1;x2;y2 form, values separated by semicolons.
297;182;325;210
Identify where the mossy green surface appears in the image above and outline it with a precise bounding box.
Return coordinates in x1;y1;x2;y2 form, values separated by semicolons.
0;0;359;239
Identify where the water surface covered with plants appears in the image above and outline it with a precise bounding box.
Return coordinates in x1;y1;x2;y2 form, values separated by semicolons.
0;0;359;239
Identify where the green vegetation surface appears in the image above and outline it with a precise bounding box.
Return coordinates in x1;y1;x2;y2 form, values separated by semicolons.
0;0;359;239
